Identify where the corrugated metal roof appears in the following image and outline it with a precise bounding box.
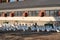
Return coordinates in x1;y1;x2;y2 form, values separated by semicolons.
0;0;60;10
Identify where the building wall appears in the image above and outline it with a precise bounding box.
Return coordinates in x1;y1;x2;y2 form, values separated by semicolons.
0;20;53;26
0;7;60;25
0;20;59;26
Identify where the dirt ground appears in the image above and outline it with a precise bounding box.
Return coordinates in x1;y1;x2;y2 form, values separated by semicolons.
0;32;60;40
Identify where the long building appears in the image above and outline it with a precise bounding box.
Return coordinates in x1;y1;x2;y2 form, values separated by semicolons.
0;0;60;26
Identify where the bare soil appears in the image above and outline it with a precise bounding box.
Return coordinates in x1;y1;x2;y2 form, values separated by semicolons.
0;32;60;40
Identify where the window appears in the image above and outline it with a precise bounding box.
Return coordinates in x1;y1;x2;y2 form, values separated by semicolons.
50;10;60;17
28;11;31;16
28;11;32;16
50;10;54;16
30;11;34;16
0;12;2;17
35;11;39;16
45;10;60;17
14;11;23;16
54;10;58;16
31;11;35;16
45;10;50;16
6;12;10;16
14;11;18;17
28;11;39;16
18;11;23;16
33;11;36;16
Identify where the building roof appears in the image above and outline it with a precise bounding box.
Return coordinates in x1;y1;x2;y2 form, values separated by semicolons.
0;0;60;10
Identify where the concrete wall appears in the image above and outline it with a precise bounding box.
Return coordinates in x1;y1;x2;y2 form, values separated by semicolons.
0;17;59;25
0;20;50;26
0;17;59;21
